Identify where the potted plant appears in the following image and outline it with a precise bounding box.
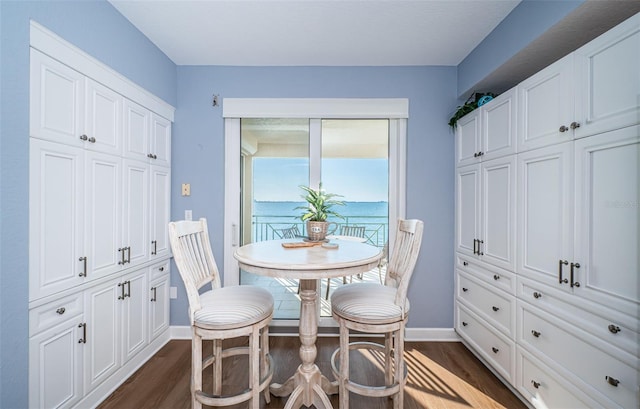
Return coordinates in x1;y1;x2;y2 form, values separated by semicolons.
448;92;496;130
295;183;345;241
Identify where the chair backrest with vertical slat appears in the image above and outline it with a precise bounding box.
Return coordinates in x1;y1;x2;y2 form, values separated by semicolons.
281;225;300;239
385;219;424;308
339;225;366;238
168;218;221;321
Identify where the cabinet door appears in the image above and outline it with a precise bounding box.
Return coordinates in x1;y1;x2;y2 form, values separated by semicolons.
30;139;85;300
150;113;171;167
150;165;171;259
84;279;120;393
121;270;148;363
574;13;640;139
480;156;516;272
149;275;170;340
517;142;573;288
29;317;84;409
455;164;481;257
573;127;639;316
123;159;149;267
84;151;123;280
123;98;151;162
517;55;574;152
481;88;516;161
29;49;85;147
455;110;481;166
85;79;122;155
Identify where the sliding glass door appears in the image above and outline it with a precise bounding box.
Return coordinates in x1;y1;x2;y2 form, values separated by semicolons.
223;98;407;326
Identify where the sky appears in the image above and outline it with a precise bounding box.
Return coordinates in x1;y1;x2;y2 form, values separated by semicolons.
253;157;389;202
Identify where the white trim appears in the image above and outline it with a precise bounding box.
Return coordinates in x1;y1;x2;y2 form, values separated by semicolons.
29;20;174;121
223;98;409;119
224;118;241;287
170;325;459;342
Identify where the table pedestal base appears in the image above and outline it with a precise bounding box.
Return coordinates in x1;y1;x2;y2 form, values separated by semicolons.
271;279;338;409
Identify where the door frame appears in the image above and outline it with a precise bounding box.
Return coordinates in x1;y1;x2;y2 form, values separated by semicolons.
223;98;408;323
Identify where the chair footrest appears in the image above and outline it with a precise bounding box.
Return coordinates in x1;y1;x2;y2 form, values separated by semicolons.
330;342;407;398
196;353;274;407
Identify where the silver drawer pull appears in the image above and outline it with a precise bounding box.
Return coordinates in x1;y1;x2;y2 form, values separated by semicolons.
531;380;540;389
56;307;66;315
462;321;468;327
492;347;499;354
462;287;468;292
531;330;541;338
608;324;621;334
533;291;542;299
493;274;500;280
605;376;620;387
492;306;499;312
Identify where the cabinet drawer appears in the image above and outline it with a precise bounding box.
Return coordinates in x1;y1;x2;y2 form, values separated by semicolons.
517;347;601;409
518;302;639;408
29;292;83;335
457;254;515;294
149;259;170;281
457;303;515;384
518;277;639;357
457;271;515;338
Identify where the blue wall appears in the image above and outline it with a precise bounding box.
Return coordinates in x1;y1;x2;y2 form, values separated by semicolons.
0;1;176;406
170;66;458;327
457;0;584;97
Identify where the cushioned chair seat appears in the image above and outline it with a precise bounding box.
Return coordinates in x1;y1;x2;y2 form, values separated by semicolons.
195;286;274;330
331;283;410;325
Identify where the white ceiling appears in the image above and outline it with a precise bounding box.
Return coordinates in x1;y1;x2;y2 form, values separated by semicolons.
108;0;521;66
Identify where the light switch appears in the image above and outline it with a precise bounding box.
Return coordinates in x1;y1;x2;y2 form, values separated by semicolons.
181;183;191;196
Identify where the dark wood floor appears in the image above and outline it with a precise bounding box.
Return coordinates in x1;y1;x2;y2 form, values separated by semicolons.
98;336;526;409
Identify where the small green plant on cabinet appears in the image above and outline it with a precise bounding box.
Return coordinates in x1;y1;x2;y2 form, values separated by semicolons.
448;92;497;130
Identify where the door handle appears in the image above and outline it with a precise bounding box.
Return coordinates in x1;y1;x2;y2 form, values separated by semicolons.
558;260;568;284
570;262;580;287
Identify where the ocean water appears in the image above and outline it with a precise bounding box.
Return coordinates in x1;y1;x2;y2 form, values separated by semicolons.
252;201;389;245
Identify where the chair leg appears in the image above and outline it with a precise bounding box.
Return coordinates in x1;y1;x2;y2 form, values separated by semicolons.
325;278;331;300
212;339;222;396
250;327;260;409
394;327;405;409
261;326;271;404
339;323;350;409
192;328;202;409
385;332;393;387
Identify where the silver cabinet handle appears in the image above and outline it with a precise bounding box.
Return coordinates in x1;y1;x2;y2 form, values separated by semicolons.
558;260;569;284
78;323;87;344
79;256;87;277
56;307;66;315
533;291;542;299
559;125;569;132
608;324;621;334
151;240;157;255
605;376;620;387
570;262;581;287
531;330;541;338
150;286;157;302
88;136;96;143
570;121;580;129
531;380;540;389
79;134;88;141
118;282;125;300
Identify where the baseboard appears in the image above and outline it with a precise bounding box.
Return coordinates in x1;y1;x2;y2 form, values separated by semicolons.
170;325;460;342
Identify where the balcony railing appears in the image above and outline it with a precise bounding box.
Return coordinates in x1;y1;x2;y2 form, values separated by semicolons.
252;215;388;247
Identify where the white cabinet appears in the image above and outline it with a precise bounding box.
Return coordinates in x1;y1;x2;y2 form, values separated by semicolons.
150;165;171;259
573;127;639;315
150;113;171;167
123;159;150;268
517;55;574;152
516;141;573;288
84;150;123;280
30;48;85;147
456;14;640;409
29;139;85;299
574;13;640;139
123;100;172;167
518;13;640;152
83;268;148;393
455;88;516;167
29;295;85;409
456;155;516;272
518;126;639;310
84;79;122;155
29;28;174;409
149;273;170;340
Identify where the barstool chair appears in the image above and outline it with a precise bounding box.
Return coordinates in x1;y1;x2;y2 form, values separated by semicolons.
168;218;274;409
330;219;424;409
